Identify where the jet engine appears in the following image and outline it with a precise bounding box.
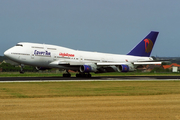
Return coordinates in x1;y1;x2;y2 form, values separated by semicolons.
116;64;135;72
80;64;97;73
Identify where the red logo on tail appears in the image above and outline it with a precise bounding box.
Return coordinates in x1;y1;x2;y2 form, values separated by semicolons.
144;39;153;53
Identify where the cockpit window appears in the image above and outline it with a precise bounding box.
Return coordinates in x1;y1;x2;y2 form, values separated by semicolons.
16;44;23;47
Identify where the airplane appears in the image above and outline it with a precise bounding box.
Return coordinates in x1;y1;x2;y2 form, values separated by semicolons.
4;31;161;77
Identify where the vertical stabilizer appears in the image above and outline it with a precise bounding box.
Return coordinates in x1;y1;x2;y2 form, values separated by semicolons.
127;31;159;57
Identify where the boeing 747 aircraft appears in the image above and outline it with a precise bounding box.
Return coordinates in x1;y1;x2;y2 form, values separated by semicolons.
4;31;160;77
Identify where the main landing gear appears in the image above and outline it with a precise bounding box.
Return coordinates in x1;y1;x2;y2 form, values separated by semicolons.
76;73;91;78
62;70;71;77
62;72;92;78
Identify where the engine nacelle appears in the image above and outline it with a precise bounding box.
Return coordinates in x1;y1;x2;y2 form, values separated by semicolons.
80;64;97;73
36;67;51;71
116;64;135;72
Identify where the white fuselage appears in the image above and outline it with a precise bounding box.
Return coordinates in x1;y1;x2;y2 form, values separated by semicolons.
4;42;152;70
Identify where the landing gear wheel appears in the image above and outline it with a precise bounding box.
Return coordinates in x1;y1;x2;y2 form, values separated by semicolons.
62;70;71;77
63;74;71;77
76;74;80;77
20;71;25;74
87;74;91;78
76;73;92;78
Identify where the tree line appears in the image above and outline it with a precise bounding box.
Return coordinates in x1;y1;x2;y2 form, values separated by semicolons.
0;63;37;72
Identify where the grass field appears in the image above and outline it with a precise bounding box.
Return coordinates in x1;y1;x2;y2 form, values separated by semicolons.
0;81;180;98
1;81;180;120
1;71;180;77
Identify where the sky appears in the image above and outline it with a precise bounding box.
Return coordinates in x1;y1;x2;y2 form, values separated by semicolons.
0;0;180;57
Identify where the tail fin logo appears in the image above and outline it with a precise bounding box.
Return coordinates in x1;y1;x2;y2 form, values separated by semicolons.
144;39;153;53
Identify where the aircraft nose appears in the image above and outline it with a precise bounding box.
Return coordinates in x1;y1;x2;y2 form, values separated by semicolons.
4;49;10;58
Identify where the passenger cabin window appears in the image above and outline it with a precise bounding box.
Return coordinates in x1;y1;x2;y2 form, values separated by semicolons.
16;44;23;47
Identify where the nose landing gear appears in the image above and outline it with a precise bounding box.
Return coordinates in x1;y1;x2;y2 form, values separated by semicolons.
20;64;24;74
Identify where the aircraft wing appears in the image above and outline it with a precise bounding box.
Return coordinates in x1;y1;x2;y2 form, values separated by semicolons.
49;60;85;66
49;59;162;73
97;61;161;66
50;60;162;66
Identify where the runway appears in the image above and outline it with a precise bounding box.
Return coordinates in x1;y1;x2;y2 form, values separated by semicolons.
0;76;180;82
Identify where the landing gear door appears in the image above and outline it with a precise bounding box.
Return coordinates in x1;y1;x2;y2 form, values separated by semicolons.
31;51;35;59
79;56;84;62
52;52;57;61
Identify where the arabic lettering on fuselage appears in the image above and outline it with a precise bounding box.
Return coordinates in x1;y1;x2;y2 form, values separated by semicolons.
34;50;51;56
59;52;74;57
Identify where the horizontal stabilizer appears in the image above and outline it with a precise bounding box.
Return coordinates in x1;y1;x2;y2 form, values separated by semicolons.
133;62;162;65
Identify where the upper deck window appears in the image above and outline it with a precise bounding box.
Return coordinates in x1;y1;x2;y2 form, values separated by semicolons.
32;46;44;49
16;44;23;47
47;48;57;50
